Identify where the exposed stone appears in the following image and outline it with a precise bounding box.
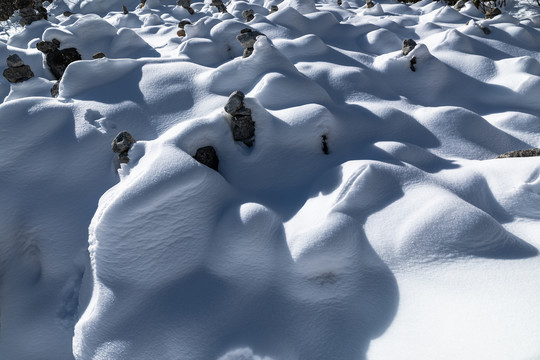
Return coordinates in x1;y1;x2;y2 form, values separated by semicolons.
485;7;501;19
224;91;245;114
141;0;146;7
242;48;254;58
177;29;186;37
16;0;47;26
0;0;17;21
178;20;191;28
37;39;82;80
122;4;129;14
410;56;416;72
7;54;24;68
453;0;465;10
322;135;329;154
51;81;59;97
177;0;194;14
236;28;264;58
3;64;34;83
93;52;106;59
337;0;342;5
211;0;227;13
112;131;136;164
242;9;254;22
193;146;219;171
366;0;374;7
269;5;278;13
402;38;417;56
63;11;74;17
480;25;491;34
497;148;540;159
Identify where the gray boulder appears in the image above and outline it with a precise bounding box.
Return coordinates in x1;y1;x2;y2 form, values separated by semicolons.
7;54;24;68
211;0;227;13
402;39;416;56
193;146;219;171
224;91;245;114
242;9;254;22
237;28;265;58
112;131;136;163
485;7;501;19
224;91;255;146
3;54;34;83
177;0;194;14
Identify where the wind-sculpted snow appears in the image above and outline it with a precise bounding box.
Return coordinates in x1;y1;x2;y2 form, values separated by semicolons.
1;0;540;359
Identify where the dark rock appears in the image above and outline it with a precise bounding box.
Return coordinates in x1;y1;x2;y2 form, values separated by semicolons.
0;0;17;21
269;5;278;13
242;48;254;58
177;29;186;37
242;9;254;22
485;7;501;19
178;20;191;28
231;115;255;146
122;5;128;14
37;39;82;80
177;0;195;14
93;52;106;59
322;135;329;154
16;0;33;8
337;0;342;5
63;10;74;16
112;131;136;164
3;64;34;83
211;0;227;13
51;81;59;97
497;148;540;159
193;146;219;171
237;28;263;49
410;56;416;72
480;25;491;35
453;0;465;10
141;0;146;7
402;39;416;56
224;90;245;115
366;0;374;7
7;54;24;68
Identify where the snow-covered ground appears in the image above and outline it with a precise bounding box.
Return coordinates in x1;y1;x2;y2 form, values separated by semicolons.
2;0;540;359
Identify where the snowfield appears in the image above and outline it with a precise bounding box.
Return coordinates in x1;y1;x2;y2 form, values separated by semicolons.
1;0;540;359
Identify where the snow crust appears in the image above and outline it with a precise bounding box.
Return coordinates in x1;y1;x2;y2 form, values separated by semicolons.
2;0;540;359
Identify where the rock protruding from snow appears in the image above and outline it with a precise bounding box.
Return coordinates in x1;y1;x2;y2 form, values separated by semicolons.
37;39;82;80
402;39;417;56
242;9;254;22
237;28;265;58
92;52;106;59
17;0;47;26
224;91;255;146
3;54;34;83
211;0;227;13
193;146;219;171
177;0;195;14
485;7;501;19
270;5;278;13
366;0;375;8
496;148;540;158
0;0;16;21
112;131;136;163
177;20;191;36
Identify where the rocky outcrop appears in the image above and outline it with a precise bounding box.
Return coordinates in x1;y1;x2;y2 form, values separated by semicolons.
237;28;265;58
193;146;219;171
496;148;540;159
3;54;34;83
112;131;136;164
37;39;82;80
224;91;255;147
0;0;17;21
402;39;416;56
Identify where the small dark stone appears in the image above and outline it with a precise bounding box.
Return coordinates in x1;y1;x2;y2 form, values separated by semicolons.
224;90;245;115
37;40;82;80
211;0;227;13
6;54;24;68
122;4;128;14
177;29;186;37
178;20;191;28
242;9;254;22
193;146;219;171
112;131;136;155
322;135;329;154
337;0;342;5
51;81;59;97
0;0;17;21
243;48;254;58
485;7;501;19
36;39;59;54
402;38;417;56
410;56;416;72
63;11;74;17
481;25;491;35
231;115;255;146
497;148;540;159
3;64;34;83
453;0;465;10
269;5;278;13
141;0;146;7
366;0;374;7
237;28;264;51
93;52;106;59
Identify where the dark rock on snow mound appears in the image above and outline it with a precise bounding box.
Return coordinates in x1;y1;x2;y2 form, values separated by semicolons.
224;90;255;147
37;38;82;80
497;148;540;159
193;146;219;171
3;54;34;83
112;131;136;164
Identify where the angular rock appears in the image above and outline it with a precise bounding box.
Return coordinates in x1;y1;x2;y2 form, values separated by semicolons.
337;0;342;5
3;65;34;83
402;39;417;56
485;7;501;19
112;131;136;164
7;54;24;68
63;11;74;17
224;91;245;115
37;39;82;80
122;4;129;14
93;52;106;59
36;39;59;54
269;5;278;13
231;115;255;146
242;48;254;58
193;146;219;171
211;0;227;13
322;135;329;154
366;0;374;8
242;9;254;22
178;20;191;28
497;148;540;159
237;28;264;49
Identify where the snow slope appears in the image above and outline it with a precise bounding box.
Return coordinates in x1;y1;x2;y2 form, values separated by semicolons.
1;0;540;359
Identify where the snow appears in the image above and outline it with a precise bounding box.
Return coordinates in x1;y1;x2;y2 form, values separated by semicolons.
1;0;540;359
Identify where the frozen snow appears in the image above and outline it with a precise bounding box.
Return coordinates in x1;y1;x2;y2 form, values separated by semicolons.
1;0;540;359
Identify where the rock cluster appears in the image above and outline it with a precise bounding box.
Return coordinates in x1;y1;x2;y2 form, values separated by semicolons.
485;7;501;19
37;38;82;80
237;28;264;58
242;9;254;22
496;148;540;159
2;54;34;83
402;39;416;56
177;20;191;37
224;91;255;147
0;0;17;21
177;0;195;15
211;0;227;13
193;146;219;171
16;0;47;26
112;131;136;164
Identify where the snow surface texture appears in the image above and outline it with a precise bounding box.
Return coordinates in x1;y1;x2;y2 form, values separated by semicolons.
2;0;540;359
